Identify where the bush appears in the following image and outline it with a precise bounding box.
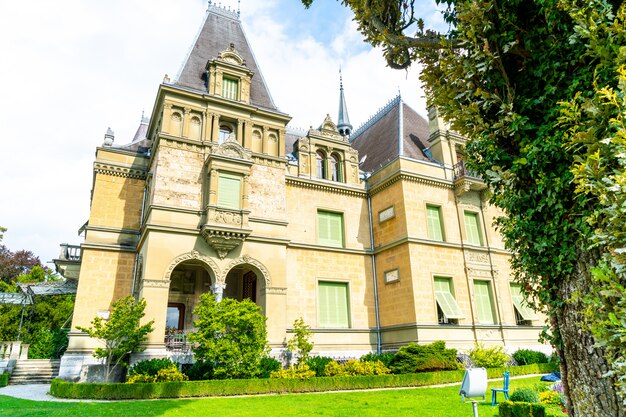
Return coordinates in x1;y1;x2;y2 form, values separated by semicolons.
305;356;334;377
258;357;281;378
499;401;546;417
468;343;511;368
323;360;390;376
0;372;8;388
389;341;460;374
538;390;563;405
127;358;187;383
360;352;395;368
184;360;214;381
28;328;69;359
50;363;557;400
510;388;540;403
512;349;548;366
270;363;315;379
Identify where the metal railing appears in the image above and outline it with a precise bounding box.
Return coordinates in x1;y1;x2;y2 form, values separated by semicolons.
453;160;480;179
164;330;194;353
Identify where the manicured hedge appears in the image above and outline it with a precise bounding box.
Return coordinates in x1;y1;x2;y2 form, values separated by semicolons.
499;401;546;417
0;372;8;388
50;363;557;400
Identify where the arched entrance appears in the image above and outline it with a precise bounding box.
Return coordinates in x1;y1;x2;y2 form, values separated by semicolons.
222;257;270;313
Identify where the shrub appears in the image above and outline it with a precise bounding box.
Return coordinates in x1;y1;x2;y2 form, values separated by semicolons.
127;358;187;383
389;341;460;374
189;294;268;379
184;360;214;381
286;318;313;363
323;359;390;376
498;401;546;417
512;349;548;366
258;357;281;378
509;388;540;403
468;343;511;368
270;363;315;379
360;351;395;368
0;372;8;388
538;390;563;405
305;356;334;377
28;328;69;359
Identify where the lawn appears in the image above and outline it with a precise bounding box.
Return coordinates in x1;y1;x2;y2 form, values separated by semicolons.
0;376;564;417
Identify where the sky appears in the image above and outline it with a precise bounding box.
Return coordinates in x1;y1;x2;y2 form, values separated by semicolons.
0;0;447;266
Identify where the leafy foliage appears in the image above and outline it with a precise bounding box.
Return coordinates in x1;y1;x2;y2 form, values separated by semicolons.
323;359;390;376
286;317;313;363
498;401;546;417
305;356;334;377
188;294;268;379
468;343;511;368
127;358;187;383
184;360;214;381
28;328;69;359
539;390;564;406
388;341;460;374
78;296;154;382
258;356;282;378
509;388;540;404
360;351;396;368
512;349;548;366
270;363;316;379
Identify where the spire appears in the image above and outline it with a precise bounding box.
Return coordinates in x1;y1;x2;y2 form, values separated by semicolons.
337;68;353;137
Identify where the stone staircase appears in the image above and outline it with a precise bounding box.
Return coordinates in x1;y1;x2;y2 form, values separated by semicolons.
9;359;60;384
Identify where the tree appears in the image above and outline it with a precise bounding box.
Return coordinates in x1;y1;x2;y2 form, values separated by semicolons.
303;1;625;415
189;294;268;379
77;296;154;382
286;317;314;363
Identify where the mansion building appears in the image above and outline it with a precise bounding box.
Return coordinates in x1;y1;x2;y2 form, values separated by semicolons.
54;4;544;379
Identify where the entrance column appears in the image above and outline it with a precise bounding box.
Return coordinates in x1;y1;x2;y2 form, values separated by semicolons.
212;282;226;302
139;279;171;349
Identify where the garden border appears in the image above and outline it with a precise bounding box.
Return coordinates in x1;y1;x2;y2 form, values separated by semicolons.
50;363;557;400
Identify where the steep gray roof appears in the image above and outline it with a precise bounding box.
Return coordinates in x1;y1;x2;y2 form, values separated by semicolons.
175;5;277;111
350;96;431;172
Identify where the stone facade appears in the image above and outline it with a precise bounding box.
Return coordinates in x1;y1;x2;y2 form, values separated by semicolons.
57;4;547;380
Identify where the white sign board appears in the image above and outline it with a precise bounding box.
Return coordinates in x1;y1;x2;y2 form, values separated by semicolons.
459;367;488;401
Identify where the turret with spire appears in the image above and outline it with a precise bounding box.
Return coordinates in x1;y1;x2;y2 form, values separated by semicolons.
337;69;353;137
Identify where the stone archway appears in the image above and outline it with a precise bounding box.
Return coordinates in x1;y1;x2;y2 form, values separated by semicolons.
220;255;271;313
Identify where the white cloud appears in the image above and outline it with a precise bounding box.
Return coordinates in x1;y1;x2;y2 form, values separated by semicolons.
0;0;436;265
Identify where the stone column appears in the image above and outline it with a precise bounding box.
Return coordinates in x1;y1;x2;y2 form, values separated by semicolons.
208;169;218;206
237;119;244;146
182;108;191;138
244;121;253;150
262;126;269;154
212;283;226;302
242;175;250;210
140;279;171;348
162;103;173;135
211;114;221;143
203;111;211;142
278;128;286;157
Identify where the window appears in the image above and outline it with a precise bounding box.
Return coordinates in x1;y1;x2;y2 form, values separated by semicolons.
217;172;241;210
318;281;350;328
426;205;445;241
464;212;483;246
316;151;326;179
166;303;185;330
222;77;239;100
317;210;344;247
330;154;341;182
474;280;496;324
510;284;537;325
219;126;233;144
434;277;463;324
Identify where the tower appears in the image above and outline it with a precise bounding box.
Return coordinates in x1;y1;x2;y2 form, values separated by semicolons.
336;69;353;137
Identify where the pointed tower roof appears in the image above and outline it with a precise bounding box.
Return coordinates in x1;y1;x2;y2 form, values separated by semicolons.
350;96;431;171
337;69;353;137
174;3;277;110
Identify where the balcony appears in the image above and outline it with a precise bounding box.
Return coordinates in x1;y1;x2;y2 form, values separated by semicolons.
453;161;487;196
53;244;82;280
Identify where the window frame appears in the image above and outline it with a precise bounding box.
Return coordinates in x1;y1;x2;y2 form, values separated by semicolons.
317;210;344;248
317;280;351;328
433;277;463;324
329;153;342;182
473;280;496;324
426;204;445;241
316;150;327;179
464;211;484;246
510;283;538;325
217;171;242;210
222;76;239;100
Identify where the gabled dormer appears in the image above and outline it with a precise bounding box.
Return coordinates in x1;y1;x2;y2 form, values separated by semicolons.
206;43;254;104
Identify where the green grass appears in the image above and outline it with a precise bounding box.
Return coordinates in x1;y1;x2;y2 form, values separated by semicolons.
0;376;565;417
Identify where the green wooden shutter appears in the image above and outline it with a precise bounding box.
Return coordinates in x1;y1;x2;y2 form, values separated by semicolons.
222;78;239;100
217;173;241;209
318;281;349;328
427;205;444;241
434;277;463;319
464;212;483;245
474;280;495;324
510;284;538;320
318;211;344;247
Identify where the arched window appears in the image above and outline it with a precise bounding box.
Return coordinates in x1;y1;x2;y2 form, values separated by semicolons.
330;154;341;182
219;125;233;144
316;151;326;179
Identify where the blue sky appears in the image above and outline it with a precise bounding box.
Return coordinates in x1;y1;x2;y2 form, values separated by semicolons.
0;0;447;265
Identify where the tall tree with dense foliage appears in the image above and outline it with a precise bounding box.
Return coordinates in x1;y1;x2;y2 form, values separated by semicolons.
78;296;154;382
302;1;626;415
189;294;269;379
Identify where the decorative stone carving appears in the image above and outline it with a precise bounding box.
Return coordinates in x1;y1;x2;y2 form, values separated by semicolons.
94;163;147;180
466;251;490;264
200;227;250;260
217;43;246;67
163;250;220;281
263;287;287;295
212;209;243;226
142;279;171;289
221;255;271;288
212;138;252;161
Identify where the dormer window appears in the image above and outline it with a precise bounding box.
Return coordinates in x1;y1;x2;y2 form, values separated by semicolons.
222;77;239;100
219;126;233;144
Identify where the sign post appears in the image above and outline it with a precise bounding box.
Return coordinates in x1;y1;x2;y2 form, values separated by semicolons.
459;367;488;417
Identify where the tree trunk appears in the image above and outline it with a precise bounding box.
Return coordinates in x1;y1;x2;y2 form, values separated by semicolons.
556;249;625;417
